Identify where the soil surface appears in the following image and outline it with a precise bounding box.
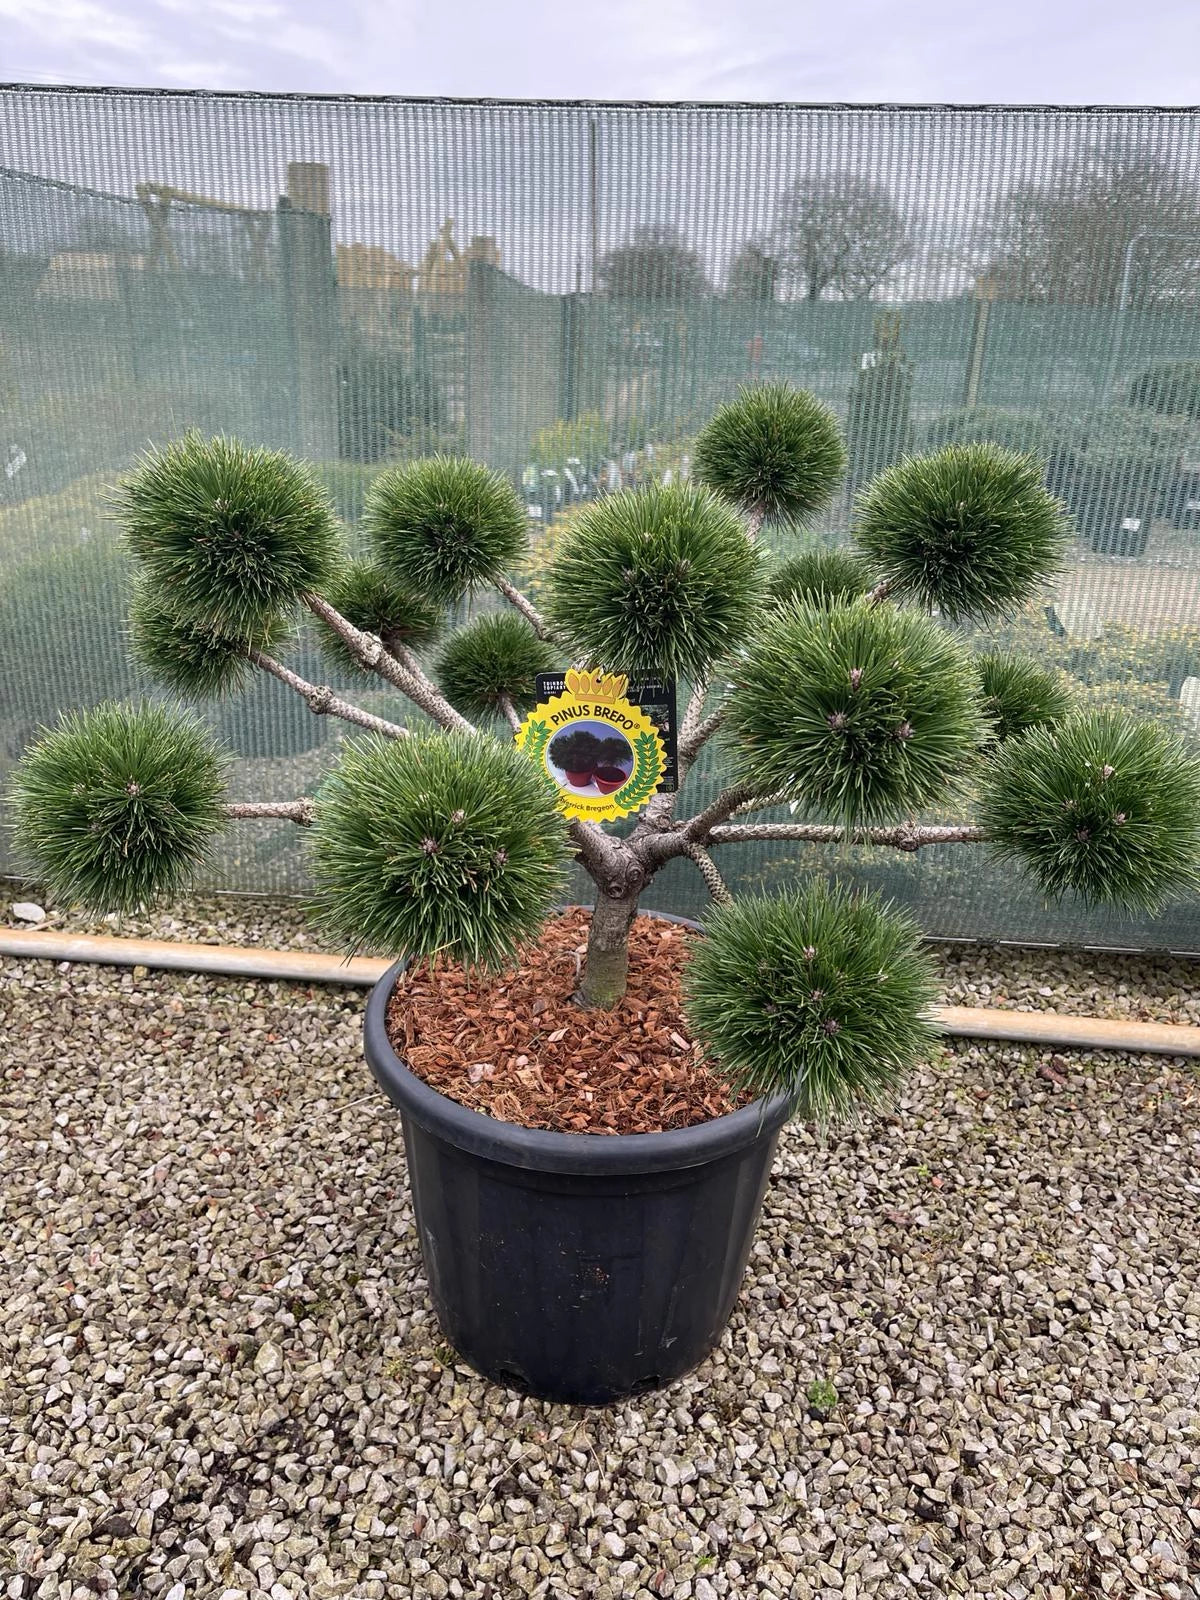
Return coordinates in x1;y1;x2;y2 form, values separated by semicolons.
385;908;750;1135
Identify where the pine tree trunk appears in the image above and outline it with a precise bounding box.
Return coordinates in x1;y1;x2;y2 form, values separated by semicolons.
577;886;641;1009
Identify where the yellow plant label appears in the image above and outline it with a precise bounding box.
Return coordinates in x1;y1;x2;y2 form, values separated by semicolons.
515;668;668;822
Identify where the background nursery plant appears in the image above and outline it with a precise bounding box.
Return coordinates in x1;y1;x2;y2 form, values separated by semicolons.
10;383;1200;1127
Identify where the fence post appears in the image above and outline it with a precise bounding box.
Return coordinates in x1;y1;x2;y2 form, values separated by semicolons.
466;258;495;460
962;274;996;409
278;161;338;460
560;292;582;421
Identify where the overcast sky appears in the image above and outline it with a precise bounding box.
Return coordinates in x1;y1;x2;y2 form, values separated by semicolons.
1;0;1197;105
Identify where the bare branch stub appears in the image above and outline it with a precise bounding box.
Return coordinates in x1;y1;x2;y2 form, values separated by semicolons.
497;694;523;734
247;649;410;740
222;799;316;827
494;575;551;640
302;592;474;735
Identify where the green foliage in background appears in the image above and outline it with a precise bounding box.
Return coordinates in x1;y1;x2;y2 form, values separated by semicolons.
0;539;136;749
337;345;444;464
528;411;611;467
922;407;1054;464
845;343;914;494
977;606;1200;732
1126;360;1200;419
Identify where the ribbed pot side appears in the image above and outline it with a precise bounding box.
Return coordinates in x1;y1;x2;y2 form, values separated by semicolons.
363;925;792;1406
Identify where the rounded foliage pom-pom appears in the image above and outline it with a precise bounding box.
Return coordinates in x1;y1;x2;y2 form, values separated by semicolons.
768;547;872;609
978;711;1200;912
724;599;984;825
117;432;339;634
544;481;762;680
693;383;847;523
316;559;444;675
683;882;938;1124
852;443;1070;623
975;652;1073;745
436;612;557;720
309;732;569;966
129;579;293;696
9;701;227;913
365;456;527;605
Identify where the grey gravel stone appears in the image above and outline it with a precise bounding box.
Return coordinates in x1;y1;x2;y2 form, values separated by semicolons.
2;904;1198;1599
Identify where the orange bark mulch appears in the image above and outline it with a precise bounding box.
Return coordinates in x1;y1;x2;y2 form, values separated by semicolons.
385;909;750;1135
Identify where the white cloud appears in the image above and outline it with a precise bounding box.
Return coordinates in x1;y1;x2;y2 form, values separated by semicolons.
0;0;153;53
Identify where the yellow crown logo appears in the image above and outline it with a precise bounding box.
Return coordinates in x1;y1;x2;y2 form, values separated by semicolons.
565;668;628;704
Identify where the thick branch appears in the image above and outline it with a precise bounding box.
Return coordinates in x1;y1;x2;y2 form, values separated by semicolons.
569;818;638;896
680;785;757;843
303;593;474;734
730;790;790;816
494;575;551;640
633;684;725;837
745;503;767;539
221;799;316;827
678;679;710;747
679;704;725;766
248;649;410;740
706;821;988;851
497;694;523;734
680;840;732;906
867;578;894;606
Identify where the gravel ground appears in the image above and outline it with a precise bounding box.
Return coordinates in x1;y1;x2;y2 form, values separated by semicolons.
7;890;1200;1027
2;906;1199;1600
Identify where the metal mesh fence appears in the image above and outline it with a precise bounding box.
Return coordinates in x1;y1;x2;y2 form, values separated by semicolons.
2;89;1200;948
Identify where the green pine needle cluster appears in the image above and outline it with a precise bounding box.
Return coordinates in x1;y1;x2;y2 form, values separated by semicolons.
975;652;1073;746
435;612;558;719
128;578;293;696
768;547;873;609
316;558;444;676
308;732;569;965
978;711;1200;912
365;456;528;606
853;444;1071;623
724;599;984;825
116;432;339;634
683;882;939;1124
693;383;847;522
9;701;226;912
544;481;762;680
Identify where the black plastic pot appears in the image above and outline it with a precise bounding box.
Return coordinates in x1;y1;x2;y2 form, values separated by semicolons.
364;928;792;1406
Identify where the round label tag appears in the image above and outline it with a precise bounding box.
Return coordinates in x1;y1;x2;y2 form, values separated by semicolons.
516;668;667;821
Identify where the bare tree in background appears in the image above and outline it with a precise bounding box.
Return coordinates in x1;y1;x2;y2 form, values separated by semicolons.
774;174;913;302
985;144;1200;307
597;224;711;301
725;240;779;302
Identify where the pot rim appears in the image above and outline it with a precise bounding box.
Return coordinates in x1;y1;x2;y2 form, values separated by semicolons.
363;906;794;1176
